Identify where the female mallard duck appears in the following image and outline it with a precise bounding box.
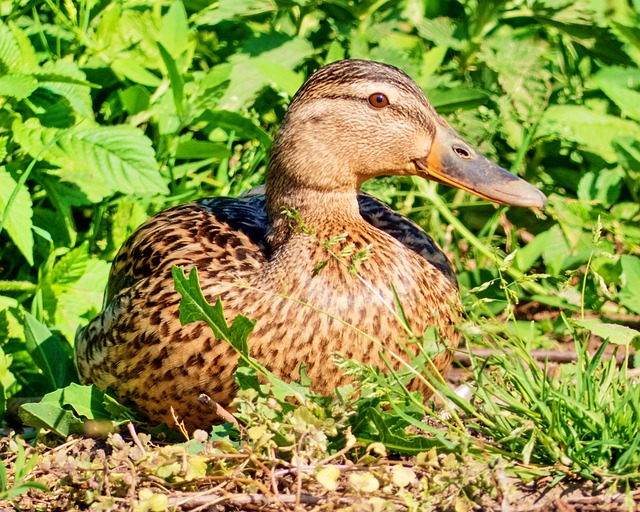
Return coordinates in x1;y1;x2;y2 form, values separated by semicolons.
76;60;545;431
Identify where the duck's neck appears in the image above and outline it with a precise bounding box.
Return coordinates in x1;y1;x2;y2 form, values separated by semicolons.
265;146;364;250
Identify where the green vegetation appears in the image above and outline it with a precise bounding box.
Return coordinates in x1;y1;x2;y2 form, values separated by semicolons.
1;0;640;508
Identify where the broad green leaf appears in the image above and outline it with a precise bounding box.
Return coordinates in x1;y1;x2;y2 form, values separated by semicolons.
573;319;640;347
0;168;34;265
13;118;167;202
594;67;640;122
193;0;277;25
119;85;151;115
219;37;313;110
61;383;110;420
0;73;37;98
158;0;191;58
619;255;640;315
428;87;490;113
111;57;162;87
22;312;74;390
19;396;84;437
198;110;272;148
253;60;304;97
537;105;640;163
175;139;231;160
613;136;640;174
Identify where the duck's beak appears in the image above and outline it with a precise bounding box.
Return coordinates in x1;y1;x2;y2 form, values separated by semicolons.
416;125;547;209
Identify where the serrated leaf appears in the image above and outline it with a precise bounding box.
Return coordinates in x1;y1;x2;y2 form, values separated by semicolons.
0;168;34;265
0;20;22;73
0;73;37;98
13;118;167;202
39;244;110;341
35;60;94;121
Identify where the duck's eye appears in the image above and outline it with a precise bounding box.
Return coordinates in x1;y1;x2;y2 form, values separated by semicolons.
368;93;389;108
453;146;471;159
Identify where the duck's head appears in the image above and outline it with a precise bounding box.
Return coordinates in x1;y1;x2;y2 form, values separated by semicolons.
266;59;546;210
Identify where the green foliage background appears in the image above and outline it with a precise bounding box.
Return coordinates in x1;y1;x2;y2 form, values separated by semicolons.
1;0;640;435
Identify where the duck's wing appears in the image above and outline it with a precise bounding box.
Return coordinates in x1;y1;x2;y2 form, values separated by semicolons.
357;192;457;288
104;194;270;303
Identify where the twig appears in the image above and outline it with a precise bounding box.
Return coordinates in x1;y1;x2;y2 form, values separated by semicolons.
198;394;239;428
167;492;357;508
454;348;632;367
127;422;147;456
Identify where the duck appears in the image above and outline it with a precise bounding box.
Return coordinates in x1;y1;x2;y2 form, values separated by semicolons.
75;59;546;431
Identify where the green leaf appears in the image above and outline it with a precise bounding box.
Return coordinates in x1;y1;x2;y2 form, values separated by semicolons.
219;37;313;110
573;318;640;346
594;67;640;122
253;60;304;96
119;85;151;115
39;244;110;342
427;87;490;113
22;312;74;390
172;266;255;353
0;167;34;265
158;42;185;116
158;0;191;58
111;57;162;87
0;20;24;73
197;110;272;148
537;105;640;163
193;0;277;25
13;118;167;202
19;396;84;437
0;73;37;98
619;255;640;315
61;383;110;420
175;139;231;160
34;60;94;121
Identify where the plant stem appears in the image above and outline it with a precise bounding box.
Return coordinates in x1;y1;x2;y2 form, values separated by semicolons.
413;179;549;296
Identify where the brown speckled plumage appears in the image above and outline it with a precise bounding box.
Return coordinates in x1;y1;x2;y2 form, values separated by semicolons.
75;60;545;431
